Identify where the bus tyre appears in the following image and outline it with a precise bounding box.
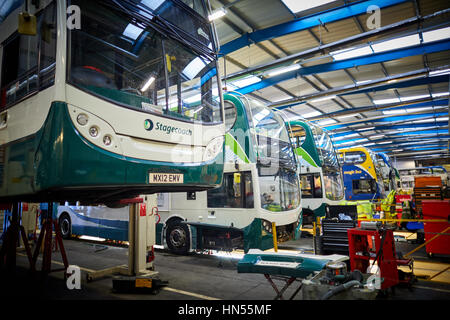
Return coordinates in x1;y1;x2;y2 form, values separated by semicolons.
59;213;72;239
166;221;190;255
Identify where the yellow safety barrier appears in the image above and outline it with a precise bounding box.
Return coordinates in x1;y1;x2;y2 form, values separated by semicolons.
404;226;450;258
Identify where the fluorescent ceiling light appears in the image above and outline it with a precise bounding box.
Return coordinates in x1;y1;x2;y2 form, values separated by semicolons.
392;149;403;152
357;127;374;131
231;76;261;88
422;27;450;43
429;68;450;77
303;111;322;118
432;92;449;98
400;94;430;102
405;107;433;113
310;95;336;103
374;97;401;105
208;7;227;21
337;114;357;119
371;135;385;139
334;133;360;140
330;46;372;61
362;142;376;146
356;80;372;85
140;75;156;92
317;119;337;126
371;34;420;53
281;0;334;13
383;109;406;115
338;138;369;145
378;141;392;144
267;64;301;77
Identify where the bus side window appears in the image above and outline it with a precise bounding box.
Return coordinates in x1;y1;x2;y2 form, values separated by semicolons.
1;3;56;108
313;173;322;198
244;172;254;209
207;172;251;209
300;175;313;198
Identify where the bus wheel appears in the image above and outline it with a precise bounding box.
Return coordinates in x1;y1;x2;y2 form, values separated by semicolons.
166;221;190;255
59;213;72;239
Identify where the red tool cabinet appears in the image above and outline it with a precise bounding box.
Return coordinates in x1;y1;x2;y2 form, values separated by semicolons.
347;228;399;290
422;200;450;256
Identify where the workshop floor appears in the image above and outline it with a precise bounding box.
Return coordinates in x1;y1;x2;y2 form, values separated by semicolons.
1;232;448;303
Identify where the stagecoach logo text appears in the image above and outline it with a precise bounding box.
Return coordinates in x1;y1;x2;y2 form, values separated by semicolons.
144;119;193;136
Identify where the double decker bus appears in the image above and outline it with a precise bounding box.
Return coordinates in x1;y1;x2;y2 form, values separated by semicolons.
157;92;302;253
56;93;302;254
0;0;226;205
338;147;386;202
286;119;344;225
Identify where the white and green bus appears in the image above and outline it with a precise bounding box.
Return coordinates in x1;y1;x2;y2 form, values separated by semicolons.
157;93;303;254
0;0;226;206
286;119;344;225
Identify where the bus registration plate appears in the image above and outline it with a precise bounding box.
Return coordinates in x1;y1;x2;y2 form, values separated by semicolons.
149;173;184;184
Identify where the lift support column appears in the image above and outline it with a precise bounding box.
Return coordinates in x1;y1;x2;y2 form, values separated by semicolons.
87;195;167;293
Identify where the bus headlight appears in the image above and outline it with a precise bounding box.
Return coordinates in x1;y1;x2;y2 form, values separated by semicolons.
77;113;89;126
262;219;272;233
203;136;224;162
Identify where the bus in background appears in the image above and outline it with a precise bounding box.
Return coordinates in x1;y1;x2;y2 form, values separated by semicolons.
376;152;399;192
0;0;225;205
57;93;303;253
286;119;344;225
157;93;302;254
399;166;449;188
338;147;386;202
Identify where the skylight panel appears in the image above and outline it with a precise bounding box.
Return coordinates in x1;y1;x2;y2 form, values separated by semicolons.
422;27;450;43
123;23;144;40
182;57;207;80
371;34;421;53
281;0;335;13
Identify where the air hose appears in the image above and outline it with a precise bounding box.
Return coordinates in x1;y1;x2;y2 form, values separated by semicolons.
321;280;362;300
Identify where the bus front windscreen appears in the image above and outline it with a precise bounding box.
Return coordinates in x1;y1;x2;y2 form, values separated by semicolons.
311;126;339;169
259;168;300;212
249;103;300;212
323;168;344;201
68;0;222;124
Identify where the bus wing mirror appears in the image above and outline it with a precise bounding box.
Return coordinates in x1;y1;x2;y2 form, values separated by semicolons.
18;12;37;36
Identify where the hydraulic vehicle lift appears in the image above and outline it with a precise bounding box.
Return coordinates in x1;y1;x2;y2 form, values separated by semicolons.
86;195;167;293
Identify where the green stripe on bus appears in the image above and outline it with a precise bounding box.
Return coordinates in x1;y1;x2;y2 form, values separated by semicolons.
295;147;318;168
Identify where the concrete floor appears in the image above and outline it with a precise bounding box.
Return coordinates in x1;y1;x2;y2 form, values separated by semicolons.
1;233;449;303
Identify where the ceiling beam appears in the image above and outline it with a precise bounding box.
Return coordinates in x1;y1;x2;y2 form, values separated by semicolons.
219;0;409;55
